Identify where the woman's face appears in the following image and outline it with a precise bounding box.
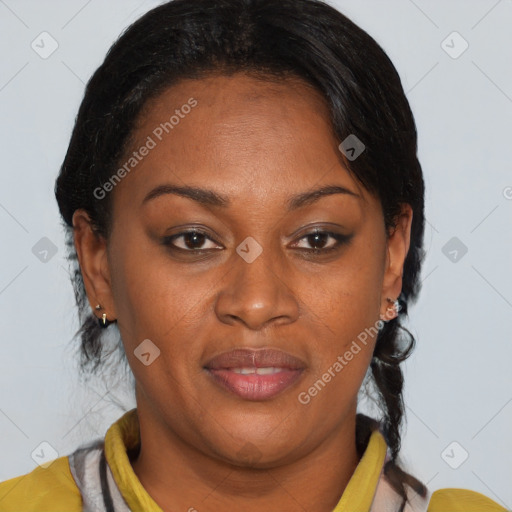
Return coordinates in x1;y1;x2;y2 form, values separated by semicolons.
74;72;412;467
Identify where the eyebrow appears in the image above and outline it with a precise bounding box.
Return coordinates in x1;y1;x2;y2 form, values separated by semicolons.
142;183;360;211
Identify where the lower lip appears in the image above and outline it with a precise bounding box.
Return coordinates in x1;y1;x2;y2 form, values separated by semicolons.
206;368;304;400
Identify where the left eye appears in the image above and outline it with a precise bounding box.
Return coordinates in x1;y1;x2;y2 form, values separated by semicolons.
292;230;350;252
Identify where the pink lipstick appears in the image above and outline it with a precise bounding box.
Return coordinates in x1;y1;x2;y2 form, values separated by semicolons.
205;348;305;401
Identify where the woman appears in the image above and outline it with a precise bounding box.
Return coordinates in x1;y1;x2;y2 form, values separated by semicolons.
0;0;507;510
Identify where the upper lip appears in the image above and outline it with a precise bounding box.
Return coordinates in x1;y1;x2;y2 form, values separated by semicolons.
205;348;306;370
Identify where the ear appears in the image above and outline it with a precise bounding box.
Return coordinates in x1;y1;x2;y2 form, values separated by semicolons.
72;209;117;321
380;203;413;320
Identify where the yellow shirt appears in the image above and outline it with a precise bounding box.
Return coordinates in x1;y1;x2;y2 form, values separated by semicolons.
0;408;507;512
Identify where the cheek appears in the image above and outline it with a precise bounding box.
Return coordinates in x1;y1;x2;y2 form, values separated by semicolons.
109;248;206;408
298;239;384;398
298;297;377;421
310;241;383;339
108;237;214;364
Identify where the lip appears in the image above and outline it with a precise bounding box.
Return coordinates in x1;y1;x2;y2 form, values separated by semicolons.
204;348;306;401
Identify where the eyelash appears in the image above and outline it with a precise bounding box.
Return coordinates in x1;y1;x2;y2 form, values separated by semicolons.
162;228;352;255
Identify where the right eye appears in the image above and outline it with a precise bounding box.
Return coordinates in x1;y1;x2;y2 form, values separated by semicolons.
162;229;223;252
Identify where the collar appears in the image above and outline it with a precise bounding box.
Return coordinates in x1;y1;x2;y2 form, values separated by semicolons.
101;408;428;511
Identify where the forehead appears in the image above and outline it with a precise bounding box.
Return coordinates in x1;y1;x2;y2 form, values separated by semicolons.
111;72;367;212
141;72;330;121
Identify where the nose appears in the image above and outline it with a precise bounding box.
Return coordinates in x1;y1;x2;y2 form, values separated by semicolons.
214;243;300;330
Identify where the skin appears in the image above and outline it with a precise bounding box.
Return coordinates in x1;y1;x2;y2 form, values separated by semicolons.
73;72;412;512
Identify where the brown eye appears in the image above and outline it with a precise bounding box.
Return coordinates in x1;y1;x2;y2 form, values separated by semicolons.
163;230;222;252
293;230;353;253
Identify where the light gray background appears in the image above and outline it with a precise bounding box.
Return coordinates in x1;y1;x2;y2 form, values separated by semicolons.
0;0;511;507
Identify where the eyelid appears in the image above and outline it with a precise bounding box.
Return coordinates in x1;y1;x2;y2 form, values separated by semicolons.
163;228;223;251
162;226;352;254
290;229;352;251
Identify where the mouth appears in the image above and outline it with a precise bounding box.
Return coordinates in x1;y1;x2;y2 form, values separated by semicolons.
204;348;306;401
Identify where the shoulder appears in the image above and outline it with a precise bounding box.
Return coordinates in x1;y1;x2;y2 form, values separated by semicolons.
427;487;508;512
0;456;82;512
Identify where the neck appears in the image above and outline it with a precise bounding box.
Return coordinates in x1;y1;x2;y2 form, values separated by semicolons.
130;402;362;512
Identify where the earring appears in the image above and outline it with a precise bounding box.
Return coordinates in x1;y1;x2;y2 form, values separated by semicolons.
95;304;114;328
381;297;399;322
